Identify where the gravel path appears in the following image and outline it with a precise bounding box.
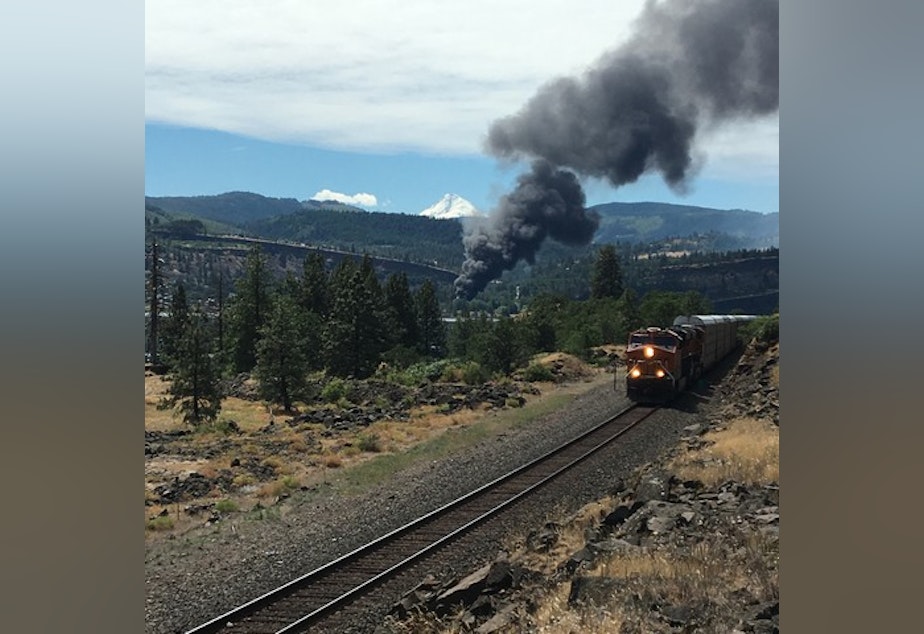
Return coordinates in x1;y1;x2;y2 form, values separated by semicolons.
145;373;705;634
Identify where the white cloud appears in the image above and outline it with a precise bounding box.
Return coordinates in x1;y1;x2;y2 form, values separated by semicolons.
145;0;777;179
695;117;780;182
145;0;647;154
311;189;378;208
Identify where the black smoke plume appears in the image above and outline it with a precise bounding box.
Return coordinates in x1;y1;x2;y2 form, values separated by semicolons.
455;0;778;298
487;0;778;189
454;160;598;300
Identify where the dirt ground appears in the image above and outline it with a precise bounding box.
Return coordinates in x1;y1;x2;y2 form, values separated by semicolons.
145;354;614;539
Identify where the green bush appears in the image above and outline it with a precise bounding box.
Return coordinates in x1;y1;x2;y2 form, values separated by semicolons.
523;362;554;382
390;359;453;386
145;515;174;531
742;314;780;344
320;377;349;403
214;498;238;513
459;361;490;385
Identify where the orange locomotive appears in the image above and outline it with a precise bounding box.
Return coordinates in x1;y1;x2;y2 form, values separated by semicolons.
625;314;755;402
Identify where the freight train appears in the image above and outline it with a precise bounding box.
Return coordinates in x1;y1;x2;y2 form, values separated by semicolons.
625;314;756;402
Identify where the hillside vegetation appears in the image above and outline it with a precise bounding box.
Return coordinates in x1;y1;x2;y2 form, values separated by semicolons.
144;191;778;317
145;192;778;255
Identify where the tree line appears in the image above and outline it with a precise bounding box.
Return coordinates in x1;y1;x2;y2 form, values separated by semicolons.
148;243;711;426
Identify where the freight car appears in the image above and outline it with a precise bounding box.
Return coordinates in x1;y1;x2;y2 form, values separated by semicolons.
625;314;756;402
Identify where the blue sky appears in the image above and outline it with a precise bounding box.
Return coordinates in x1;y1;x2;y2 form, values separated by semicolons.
145;0;778;215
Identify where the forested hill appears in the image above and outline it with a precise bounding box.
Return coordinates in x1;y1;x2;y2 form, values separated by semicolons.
146;191;777;252
247;208;464;268
589;201;778;249
145;192;781;282
145;192;365;226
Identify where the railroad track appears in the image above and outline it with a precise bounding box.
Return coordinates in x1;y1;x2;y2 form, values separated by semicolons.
185;403;658;634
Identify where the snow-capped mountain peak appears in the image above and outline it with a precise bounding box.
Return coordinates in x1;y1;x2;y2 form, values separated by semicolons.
419;193;482;219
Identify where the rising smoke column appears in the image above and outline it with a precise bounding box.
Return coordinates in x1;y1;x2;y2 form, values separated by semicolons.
487;0;778;189
455;0;778;298
455;160;598;300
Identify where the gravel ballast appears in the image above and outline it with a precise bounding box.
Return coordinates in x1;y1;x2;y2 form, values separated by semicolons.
145;372;708;634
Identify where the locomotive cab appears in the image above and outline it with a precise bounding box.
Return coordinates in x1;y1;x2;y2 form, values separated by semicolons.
625;327;688;401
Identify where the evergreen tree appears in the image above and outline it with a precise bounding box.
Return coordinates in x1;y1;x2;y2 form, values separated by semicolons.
324;258;385;378
639;290;710;327
164;309;223;425
214;267;226;356
618;288;641;331
415;279;445;357
681;290;712;316
447;315;476;359
482;317;524;375
227;246;273;372
299;251;330;317
146;240;162;364
161;282;190;367
591;244;624;299
522;293;566;352
254;294;309;412
383;272;418;349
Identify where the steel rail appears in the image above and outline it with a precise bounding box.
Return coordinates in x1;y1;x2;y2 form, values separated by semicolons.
184;403;657;634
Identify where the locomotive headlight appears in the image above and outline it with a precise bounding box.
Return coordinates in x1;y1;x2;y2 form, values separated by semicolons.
644;346;654;358
655;369;665;378
630;368;641;378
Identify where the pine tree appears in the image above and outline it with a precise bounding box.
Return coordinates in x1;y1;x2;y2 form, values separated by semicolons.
482;317;521;375
254;294;308;412
146;240;162;365
591;244;624;299
415;279;445;357
383;272;418;350
447;315;476;359
618;288;641;331
228;246;273;372
299;251;330;317
164;309;223;425
214;267;226;355
323;258;386;378
161;282;190;367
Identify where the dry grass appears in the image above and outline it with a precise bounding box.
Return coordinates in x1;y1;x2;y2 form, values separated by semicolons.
258;475;301;498
144;374;276;433
145;515;174;532
510;498;617;576
508;411;780;632
532;352;594;380
144;370;613;540
519;527;777;634
531;584;626;633
670;417;779;487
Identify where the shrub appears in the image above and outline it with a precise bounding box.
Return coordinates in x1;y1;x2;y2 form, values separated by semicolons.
459;361;489;385
213;418;241;435
357;433;382;452
742;314;779;344
145;515;174;531
389;359;453;386
320;378;348;403
232;473;256;488
259;475;301;498
214;498;238;513
523;362;554;382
